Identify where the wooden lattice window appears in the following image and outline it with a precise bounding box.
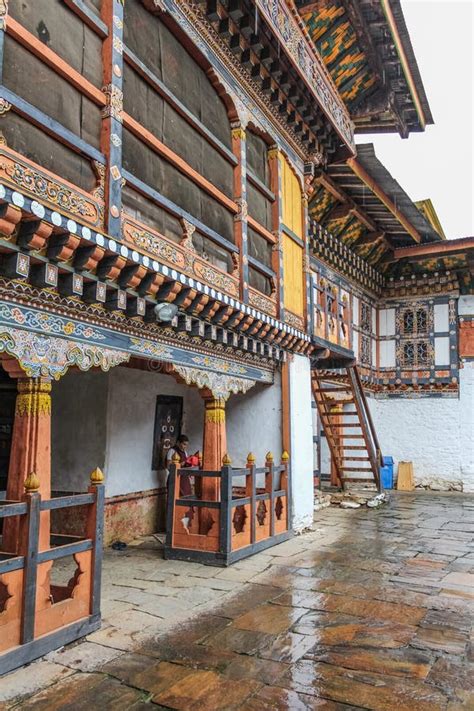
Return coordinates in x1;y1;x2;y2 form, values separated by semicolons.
400;340;430;368
401;307;429;336
360;302;372;333
360;335;371;366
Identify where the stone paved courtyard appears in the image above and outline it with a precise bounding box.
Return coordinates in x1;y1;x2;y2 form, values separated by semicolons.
1;491;473;710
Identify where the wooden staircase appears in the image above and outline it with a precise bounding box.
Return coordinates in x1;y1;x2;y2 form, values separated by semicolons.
312;365;383;492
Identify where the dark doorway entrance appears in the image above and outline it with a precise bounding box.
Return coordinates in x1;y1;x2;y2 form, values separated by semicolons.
0;367;15;494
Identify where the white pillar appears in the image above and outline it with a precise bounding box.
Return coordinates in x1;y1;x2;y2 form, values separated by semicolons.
288;354;314;531
459;363;474;492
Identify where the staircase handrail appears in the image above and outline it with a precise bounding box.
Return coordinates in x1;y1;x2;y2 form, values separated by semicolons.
352;366;384;467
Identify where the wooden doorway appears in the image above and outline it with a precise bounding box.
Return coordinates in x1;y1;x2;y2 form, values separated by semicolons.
0;367;16;494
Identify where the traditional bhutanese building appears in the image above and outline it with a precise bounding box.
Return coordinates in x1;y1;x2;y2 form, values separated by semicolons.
0;0;473;673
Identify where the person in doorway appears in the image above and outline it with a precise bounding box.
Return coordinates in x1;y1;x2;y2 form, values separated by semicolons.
166;434;199;496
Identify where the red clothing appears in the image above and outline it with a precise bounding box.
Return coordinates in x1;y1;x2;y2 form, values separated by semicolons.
167;447;192;497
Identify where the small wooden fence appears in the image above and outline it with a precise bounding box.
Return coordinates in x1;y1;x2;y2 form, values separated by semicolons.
165;452;291;566
0;470;104;676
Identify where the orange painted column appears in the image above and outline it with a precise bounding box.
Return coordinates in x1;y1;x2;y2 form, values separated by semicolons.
3;378;52;553
201;392;227;501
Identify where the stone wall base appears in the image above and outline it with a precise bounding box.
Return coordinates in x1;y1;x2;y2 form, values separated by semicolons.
414;478;464;492
52;488;166;545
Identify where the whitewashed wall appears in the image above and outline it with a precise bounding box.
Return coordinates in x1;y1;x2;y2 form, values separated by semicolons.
226;371;282;468
104;368;204;497
52;367;204;497
368;365;474;492
289;355;314;530
52;370;109;492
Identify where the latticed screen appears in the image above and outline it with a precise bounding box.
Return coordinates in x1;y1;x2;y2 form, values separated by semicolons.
401;340;430;367
401;307;428;336
360;302;372;333
360;335;371;365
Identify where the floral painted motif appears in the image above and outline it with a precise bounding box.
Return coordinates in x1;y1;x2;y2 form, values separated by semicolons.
124;224;186;269
0;327;129;379
0;303;107;341
249;289;277;317
0;150;101;225
129;337;174;360
191;355;248;376
193;260;239;297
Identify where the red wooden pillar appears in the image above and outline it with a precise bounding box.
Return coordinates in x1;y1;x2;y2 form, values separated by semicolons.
3;377;52;554
201;392;227;501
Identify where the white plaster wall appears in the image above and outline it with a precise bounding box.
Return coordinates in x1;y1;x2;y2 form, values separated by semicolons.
52;370;109;492
226;371;282;468
289;355;314;531
380;340;396;368
459;295;474;316
459;362;474;492
368;395;463;484
104;367;204;498
434;303;449;332
379;308;395;337
435;337;450;366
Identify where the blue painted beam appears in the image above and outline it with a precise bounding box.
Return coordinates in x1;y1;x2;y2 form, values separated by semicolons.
248;255;276;280
0;86;105;163
62;0;109;37
123;170;238;255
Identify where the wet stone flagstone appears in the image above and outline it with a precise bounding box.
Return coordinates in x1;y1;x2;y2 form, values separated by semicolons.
1;492;474;709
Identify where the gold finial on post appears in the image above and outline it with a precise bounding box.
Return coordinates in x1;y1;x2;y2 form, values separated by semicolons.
281;451;290;462
172;451;181;464
222;453;232;466
24;472;40;493
247;452;256;465
90;467;105;485
265;451;274;463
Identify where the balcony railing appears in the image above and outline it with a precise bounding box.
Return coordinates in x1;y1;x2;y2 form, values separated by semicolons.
165;452;290;566
0;470;104;676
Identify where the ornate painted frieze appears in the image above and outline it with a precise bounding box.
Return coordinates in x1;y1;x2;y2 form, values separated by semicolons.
284;310;305;331
0;326;130;379
0;147;102;227
0;295;274;384
249;288;277;317
172;364;257;400
123;216;240;298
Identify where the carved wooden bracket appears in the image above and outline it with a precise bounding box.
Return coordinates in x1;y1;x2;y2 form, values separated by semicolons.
171;364;256;400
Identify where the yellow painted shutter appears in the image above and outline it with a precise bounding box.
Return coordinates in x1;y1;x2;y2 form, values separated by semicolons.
282;233;304;316
280;155;304;316
280;155;303;238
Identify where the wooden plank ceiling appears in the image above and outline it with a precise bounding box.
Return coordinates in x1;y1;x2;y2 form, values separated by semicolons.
309;143;441;268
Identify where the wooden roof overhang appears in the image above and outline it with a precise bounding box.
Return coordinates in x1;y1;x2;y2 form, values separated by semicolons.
296;0;433;137
386;237;474;294
194;0;355;158
0;184;314;365
309;143;440;270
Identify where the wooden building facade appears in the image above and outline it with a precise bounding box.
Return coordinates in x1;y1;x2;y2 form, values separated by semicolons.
0;0;473;673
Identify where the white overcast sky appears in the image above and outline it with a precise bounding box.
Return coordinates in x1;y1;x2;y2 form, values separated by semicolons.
359;0;474;239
